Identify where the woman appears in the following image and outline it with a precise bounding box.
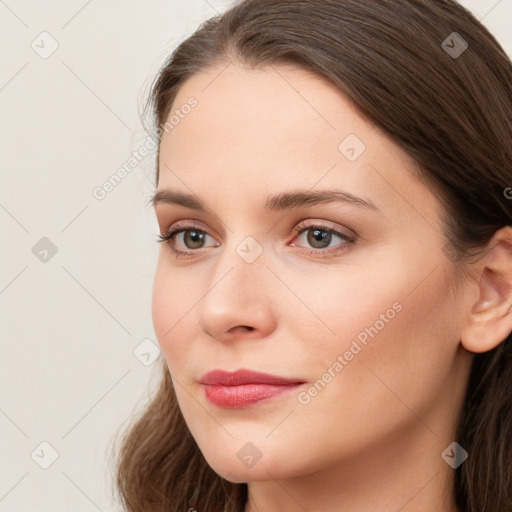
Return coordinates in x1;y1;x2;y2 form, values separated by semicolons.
114;1;512;510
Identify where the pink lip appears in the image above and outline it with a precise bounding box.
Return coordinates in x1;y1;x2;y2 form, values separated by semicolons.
199;369;305;408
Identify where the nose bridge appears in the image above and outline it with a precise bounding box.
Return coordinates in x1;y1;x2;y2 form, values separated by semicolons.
196;232;273;339
206;232;266;304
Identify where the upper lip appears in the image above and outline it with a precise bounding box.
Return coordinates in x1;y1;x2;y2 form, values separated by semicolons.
199;369;305;386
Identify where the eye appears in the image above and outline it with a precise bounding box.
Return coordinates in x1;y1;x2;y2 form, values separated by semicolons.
290;222;356;257
157;221;356;259
157;222;218;258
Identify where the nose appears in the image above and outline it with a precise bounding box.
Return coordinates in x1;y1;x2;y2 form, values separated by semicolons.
196;247;276;343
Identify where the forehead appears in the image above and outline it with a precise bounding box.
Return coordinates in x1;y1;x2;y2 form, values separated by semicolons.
164;62;369;162
157;62;434;223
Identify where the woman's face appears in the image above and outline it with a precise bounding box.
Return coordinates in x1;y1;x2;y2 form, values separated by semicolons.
152;62;474;482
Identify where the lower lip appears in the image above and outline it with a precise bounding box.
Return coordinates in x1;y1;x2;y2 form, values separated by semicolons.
202;383;303;408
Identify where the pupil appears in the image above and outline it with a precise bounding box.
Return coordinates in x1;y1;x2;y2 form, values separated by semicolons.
183;228;332;250
186;230;204;248
308;229;331;248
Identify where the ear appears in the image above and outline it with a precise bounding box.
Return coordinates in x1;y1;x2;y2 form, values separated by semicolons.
460;226;512;354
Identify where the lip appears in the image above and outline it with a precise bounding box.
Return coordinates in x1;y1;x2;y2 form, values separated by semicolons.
199;369;306;408
199;369;304;386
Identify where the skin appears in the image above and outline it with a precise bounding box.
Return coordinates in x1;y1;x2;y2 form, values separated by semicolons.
151;61;512;512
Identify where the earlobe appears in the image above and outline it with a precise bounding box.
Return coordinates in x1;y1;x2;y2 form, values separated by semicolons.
460;226;512;354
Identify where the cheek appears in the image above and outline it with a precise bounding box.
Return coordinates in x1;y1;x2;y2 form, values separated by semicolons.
296;251;458;426
151;261;195;372
284;251;410;363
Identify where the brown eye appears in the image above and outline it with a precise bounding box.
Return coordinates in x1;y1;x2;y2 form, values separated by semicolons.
157;224;218;258
306;228;333;249
182;230;206;249
291;223;356;258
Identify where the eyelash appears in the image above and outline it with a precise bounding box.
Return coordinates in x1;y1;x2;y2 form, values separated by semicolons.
157;221;356;259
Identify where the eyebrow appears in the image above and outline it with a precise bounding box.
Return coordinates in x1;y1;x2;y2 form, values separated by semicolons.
151;189;379;212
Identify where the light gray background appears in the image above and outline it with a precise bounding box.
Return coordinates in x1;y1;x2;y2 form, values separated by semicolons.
1;1;511;510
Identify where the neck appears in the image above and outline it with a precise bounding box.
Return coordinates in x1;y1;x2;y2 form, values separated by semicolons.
244;426;459;512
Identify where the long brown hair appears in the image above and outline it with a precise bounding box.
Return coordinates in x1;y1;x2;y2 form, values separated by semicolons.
113;1;512;510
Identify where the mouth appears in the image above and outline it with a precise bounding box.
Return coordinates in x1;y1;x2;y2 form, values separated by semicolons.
199;369;306;408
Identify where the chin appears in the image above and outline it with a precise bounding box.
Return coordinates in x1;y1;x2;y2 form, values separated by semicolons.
198;439;306;484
